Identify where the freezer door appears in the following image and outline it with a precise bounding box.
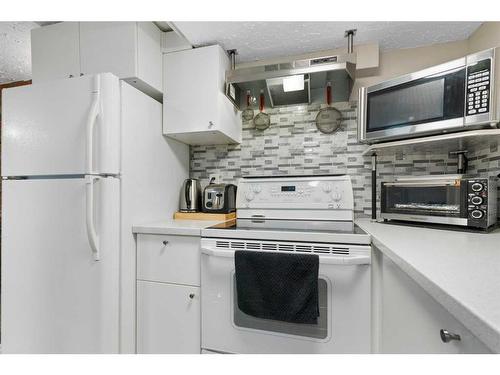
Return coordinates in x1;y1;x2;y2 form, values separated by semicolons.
1;73;120;177
1;177;120;353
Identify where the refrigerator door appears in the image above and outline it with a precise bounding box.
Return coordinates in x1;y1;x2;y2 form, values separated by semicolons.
1;73;120;177
1;177;120;353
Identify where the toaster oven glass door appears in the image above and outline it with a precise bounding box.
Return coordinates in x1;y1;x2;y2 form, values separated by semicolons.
366;67;466;135
381;184;467;218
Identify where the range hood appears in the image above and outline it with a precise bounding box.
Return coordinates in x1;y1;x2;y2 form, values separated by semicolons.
225;30;357;109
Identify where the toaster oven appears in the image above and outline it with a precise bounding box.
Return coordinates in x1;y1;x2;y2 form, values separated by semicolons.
381;175;497;229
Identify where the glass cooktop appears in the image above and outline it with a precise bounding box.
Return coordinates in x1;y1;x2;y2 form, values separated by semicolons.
206;219;367;235
203;219;370;245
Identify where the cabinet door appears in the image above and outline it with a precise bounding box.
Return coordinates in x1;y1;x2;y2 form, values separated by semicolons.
31;22;80;82
79;22;137;79
381;253;491;353
137;281;200;354
163;45;240;144
137;22;162;92
163;46;219;135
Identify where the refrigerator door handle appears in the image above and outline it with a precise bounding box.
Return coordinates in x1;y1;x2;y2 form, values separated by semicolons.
86;175;100;261
86;74;101;174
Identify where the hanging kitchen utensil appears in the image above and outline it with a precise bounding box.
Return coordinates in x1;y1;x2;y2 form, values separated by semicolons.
241;90;255;122
253;90;270;131
315;82;343;134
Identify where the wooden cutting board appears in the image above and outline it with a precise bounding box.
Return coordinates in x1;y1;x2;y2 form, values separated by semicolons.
173;211;236;221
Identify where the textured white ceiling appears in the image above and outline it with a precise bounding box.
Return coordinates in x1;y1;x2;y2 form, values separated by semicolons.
0;21;483;83
173;21;482;63
0;22;37;84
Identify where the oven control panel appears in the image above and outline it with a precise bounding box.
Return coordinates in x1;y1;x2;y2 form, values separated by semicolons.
236;176;354;211
466;58;491;116
466;178;489;226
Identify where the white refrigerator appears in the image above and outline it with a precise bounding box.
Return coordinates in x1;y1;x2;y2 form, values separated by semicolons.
1;73;189;353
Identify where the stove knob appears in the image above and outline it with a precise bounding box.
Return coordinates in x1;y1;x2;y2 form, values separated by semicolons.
470;209;484;219
471;182;484;192
332;192;342;201
252;184;262;194
322;183;332;193
245;191;255;201
471;196;483;205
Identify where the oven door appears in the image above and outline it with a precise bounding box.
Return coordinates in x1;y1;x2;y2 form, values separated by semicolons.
360;58;467;143
381;178;468;225
200;239;371;354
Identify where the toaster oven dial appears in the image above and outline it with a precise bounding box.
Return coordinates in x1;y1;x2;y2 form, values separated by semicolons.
471;182;484;192
470;209;484;219
470;196;483;205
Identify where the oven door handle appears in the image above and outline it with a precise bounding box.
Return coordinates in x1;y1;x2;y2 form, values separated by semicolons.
201;248;371;265
384;182;458;187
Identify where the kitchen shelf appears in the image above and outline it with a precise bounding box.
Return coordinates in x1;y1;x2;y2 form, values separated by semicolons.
362;129;500;156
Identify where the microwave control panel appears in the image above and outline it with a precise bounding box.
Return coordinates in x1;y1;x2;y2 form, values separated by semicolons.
466;59;491;116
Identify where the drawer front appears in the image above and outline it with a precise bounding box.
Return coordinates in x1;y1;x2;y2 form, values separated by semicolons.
137;234;200;286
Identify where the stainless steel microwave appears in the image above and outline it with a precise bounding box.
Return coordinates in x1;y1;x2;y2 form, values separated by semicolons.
358;48;500;144
381;175;497;230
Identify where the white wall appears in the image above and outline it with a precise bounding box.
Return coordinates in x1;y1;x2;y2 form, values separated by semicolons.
352;21;500;99
467;22;500;53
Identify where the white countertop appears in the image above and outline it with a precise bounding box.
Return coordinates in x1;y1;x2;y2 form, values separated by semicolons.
132;219;224;236
356;218;500;353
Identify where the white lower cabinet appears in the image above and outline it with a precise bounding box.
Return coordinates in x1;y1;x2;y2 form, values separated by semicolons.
137;281;200;354
378;249;491;354
136;233;201;354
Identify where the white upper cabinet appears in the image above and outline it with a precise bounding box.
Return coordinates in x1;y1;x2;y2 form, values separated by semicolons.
31;22;81;81
163;45;241;145
31;22;162;101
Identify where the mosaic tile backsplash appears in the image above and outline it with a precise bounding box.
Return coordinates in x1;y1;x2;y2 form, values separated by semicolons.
190;101;500;218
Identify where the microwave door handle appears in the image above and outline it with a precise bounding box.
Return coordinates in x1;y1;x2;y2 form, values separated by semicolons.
201;248;371;265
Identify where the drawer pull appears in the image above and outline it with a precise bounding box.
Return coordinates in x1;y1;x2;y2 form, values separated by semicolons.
440;329;461;343
162;240;169;245
189;293;195;299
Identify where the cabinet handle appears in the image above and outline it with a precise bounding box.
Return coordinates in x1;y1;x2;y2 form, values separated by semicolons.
208;121;214;129
69;74;74;78
162;240;169;245
189;293;195;299
440;329;461;343
80;73;84;76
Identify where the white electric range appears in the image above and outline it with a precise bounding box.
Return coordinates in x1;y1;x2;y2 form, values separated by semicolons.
200;175;372;354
